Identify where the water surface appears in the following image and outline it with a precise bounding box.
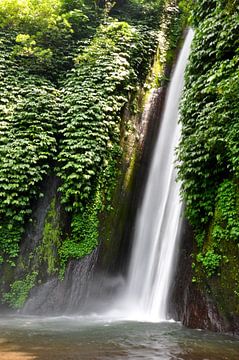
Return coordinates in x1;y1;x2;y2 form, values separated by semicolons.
0;316;238;360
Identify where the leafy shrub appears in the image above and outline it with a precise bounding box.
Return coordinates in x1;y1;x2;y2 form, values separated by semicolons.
197;250;221;277
0;0;103;77
112;0;166;28
2;271;38;309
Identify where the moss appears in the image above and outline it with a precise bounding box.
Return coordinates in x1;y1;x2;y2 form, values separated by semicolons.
123;148;137;191
17;255;28;272
194;179;239;317
2;271;38;309
215;241;239;315
143;47;163;104
120;26;178;192
39;197;61;275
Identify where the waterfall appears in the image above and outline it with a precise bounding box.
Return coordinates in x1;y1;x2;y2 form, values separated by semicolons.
22;31;193;320
122;30;194;322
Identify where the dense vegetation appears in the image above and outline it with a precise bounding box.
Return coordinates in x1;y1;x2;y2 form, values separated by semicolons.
178;0;239;314
0;33;60;265
56;20;159;273
0;0;184;307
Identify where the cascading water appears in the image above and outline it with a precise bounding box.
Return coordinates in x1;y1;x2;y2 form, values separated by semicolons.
120;30;194;322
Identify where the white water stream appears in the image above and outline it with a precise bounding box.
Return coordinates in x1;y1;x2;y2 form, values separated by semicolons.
118;30;194;322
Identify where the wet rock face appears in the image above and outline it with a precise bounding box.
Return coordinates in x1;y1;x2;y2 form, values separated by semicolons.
167;218;193;321
182;287;225;332
169;219;239;336
0;175;63;306
182;286;239;336
0;173;101;315
98;87;167;276
22;249;99;315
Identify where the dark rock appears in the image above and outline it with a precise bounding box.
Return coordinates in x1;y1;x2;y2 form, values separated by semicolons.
22;248;99;315
169;217;239;336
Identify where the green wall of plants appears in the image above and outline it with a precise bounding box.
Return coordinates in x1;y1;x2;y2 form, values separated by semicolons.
178;0;239;317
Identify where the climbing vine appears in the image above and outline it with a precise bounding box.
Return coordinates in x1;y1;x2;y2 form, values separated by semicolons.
56;20;158;270
178;2;239;230
0;32;59;264
178;1;239;284
57;21;157;210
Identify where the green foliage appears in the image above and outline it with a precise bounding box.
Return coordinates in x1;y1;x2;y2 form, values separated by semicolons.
0;0;63;30
112;0;166;28
57;20;157;212
178;0;239;301
58;188;101;278
0;33;59;263
0;0;69;68
190;0;217;27
197;250;222;277
191;0;239;28
178;2;239;230
58;141;120;277
212;180;239;243
55;19;159;274
2;271;38;309
0;0;102;77
163;2;185;66
0;224;22;266
178;0;193;25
